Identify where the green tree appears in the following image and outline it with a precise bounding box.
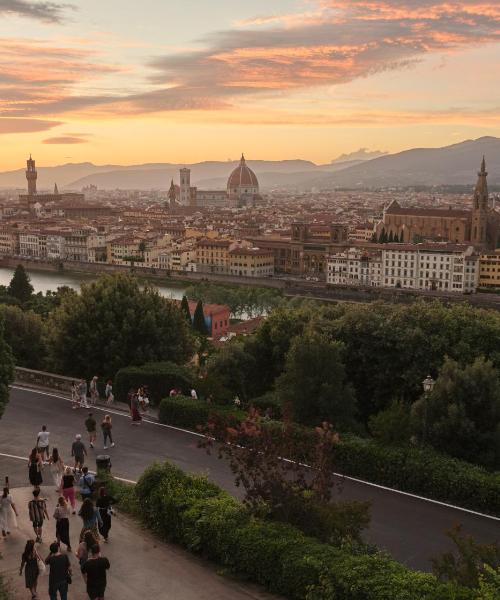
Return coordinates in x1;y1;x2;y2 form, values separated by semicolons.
412;357;500;466
388;230;394;243
379;228;388;243
204;342;257;403
47;274;193;378
0;305;46;369
192;299;208;336
0;315;15;418
370;232;378;243
8;264;34;303
369;400;413;445
180;295;192;323
477;566;500;599
276;331;356;427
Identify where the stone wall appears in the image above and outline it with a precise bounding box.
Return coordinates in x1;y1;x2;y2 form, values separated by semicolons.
14;366;74;395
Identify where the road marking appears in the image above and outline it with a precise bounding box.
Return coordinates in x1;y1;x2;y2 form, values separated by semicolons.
9;385;500;522
0;451;137;485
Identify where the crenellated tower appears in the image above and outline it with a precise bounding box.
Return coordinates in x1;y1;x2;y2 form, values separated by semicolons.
26;154;37;195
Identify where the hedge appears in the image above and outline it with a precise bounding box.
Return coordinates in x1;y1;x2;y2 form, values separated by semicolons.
114;362;195;406
157;404;500;517
107;462;473;600
158;396;245;430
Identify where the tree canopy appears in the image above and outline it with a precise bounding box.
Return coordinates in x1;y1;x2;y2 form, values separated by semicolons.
46;274;193;378
8;264;33;304
0;305;46;370
0;315;15;418
192;299;208;336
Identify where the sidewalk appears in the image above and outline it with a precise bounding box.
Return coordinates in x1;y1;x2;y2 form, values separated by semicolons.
1;484;279;600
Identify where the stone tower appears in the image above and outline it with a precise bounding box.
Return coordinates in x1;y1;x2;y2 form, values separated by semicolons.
179;168;191;206
471;156;488;246
26;154;37;195
168;179;177;207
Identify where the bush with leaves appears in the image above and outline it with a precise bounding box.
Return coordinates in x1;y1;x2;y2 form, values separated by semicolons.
158;396;245;429
46;274;193;379
0;305;46;369
369;400;413;446
0;315;14;419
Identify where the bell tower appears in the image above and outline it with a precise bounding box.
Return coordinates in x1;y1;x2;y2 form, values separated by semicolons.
471;156;488;246
26;154;37;195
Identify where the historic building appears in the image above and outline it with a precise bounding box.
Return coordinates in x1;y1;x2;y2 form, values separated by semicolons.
375;158;499;249
173;154;261;209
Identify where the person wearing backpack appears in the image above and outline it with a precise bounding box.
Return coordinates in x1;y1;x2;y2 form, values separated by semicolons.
79;467;95;501
78;498;102;542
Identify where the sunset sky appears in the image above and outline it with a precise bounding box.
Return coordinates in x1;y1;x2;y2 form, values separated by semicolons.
0;0;499;169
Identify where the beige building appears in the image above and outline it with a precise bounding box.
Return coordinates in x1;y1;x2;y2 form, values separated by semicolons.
479;250;500;289
229;247;274;278
0;226;16;255
196;238;232;274
327;248;382;286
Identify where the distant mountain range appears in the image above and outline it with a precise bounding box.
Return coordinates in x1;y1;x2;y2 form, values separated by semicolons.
0;137;498;192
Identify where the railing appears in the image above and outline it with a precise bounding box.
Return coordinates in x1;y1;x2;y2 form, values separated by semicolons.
14;367;74;395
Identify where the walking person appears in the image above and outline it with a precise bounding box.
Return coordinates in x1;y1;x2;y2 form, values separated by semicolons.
53;497;72;552
36;426;50;462
96;487;115;543
71;434;87;473
79;379;89;409
61;467;76;514
89;376;99;405
101;415;114;450
19;539;41;600
28;489;49;544
28;448;43;489
48;448;64;493
81;543;110;600
129;391;142;426
104;380;114;405
77;530;98;574
78;498;102;542
45;542;71;600
71;381;79;410
0;486;18;537
85;413;97;449
79;467;96;502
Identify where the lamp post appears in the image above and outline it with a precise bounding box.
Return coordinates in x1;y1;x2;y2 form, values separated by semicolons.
422;375;435;443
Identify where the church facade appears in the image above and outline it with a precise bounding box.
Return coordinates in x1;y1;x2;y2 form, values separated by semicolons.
375;158;499;249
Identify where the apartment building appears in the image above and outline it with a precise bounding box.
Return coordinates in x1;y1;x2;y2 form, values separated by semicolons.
327;247;382;286
479;250;500;289
229;247;274;277
196;238;232;274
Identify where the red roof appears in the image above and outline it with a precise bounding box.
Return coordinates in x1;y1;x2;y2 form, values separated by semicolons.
227;154;259;188
385;206;469;218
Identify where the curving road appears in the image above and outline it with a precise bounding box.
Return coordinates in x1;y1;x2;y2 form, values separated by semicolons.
1;387;499;571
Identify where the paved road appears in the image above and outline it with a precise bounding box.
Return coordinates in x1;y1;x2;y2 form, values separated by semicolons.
1;387;499;572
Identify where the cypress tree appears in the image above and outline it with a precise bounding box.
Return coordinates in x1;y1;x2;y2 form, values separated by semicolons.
380;228;388;243
370;232;378;243
388;231;394;243
8;264;33;303
180;295;192;323
193;299;208;336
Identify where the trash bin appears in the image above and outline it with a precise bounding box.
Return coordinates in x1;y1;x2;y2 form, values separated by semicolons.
96;455;111;474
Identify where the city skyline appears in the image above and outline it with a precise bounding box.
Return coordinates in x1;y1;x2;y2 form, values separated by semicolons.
0;0;499;169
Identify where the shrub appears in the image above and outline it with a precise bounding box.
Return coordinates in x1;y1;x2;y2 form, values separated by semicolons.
112;462;474;600
158;396;245;429
249;391;282;419
114;361;195;406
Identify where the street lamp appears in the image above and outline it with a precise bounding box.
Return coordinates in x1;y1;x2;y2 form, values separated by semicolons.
422;375;435;443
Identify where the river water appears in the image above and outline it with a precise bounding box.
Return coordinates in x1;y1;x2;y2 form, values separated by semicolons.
0;266;186;300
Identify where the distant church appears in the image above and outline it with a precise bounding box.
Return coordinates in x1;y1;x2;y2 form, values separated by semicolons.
375;158;499;249
168;154;262;210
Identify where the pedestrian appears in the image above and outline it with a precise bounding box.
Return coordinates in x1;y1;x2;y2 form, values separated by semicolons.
129;392;142;426
89;376;99;405
48;448;64;493
45;542;71;600
78;498;102;542
190;388;198;400
28;489;49;544
71;381;79;410
85;413;97;449
137;387;149;413
81;543;110;600
169;388;176;397
71;434;87;472
28;448;43;489
53;496;71;552
0;486;18;536
101;415;114;450
79;467;96;502
19;539;41;600
79;379;89;409
77;530;97;573
96;487;115;543
104;380;114;405
36;426;50;462
61;467;76;514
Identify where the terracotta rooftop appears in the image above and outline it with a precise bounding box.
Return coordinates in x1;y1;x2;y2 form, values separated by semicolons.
385;206;469;218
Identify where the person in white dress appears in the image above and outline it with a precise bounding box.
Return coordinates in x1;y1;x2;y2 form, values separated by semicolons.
0;487;19;536
48;448;64;492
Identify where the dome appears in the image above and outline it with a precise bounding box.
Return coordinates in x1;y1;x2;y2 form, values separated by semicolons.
227;154;259;189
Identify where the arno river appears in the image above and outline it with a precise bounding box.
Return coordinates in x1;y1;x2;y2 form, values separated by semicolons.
0;266;186;299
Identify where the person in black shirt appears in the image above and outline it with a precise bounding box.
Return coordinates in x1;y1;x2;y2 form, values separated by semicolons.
45;542;71;600
82;543;110;600
96;487;115;542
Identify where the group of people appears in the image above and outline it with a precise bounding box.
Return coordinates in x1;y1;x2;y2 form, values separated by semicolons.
71;377;114;411
127;386;150;425
17;485;114;600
